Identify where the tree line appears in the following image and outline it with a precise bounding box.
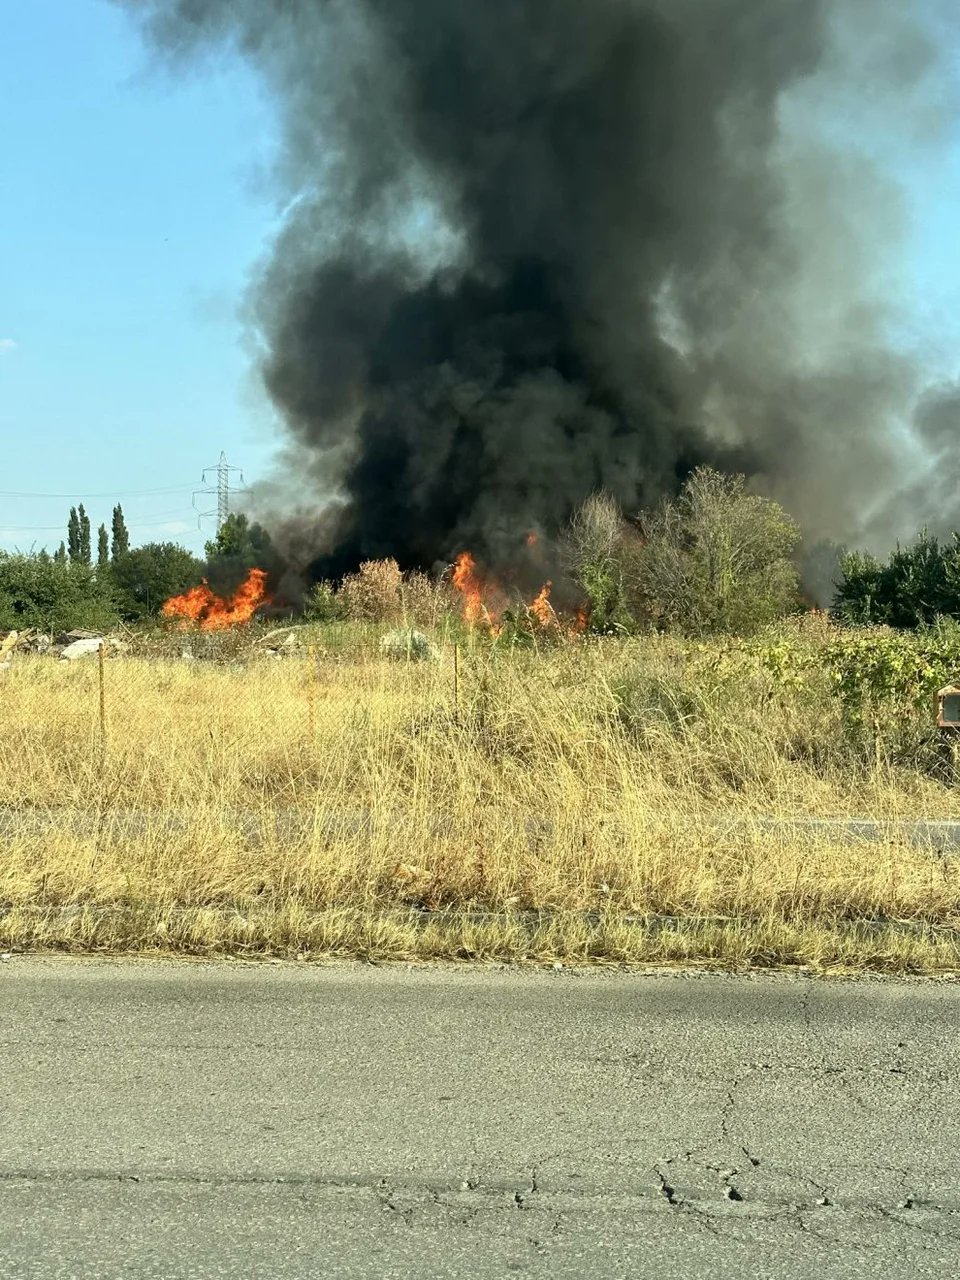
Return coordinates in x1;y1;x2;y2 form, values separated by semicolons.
563;473;960;635
3;472;959;635
0;508;272;634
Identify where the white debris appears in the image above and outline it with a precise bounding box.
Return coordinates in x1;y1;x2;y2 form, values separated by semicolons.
379;629;438;661
59;637;104;662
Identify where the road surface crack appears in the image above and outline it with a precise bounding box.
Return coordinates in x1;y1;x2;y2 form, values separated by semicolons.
655;1167;682;1207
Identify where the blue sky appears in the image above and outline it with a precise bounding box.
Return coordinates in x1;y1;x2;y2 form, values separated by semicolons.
2;1;959;557
1;0;282;555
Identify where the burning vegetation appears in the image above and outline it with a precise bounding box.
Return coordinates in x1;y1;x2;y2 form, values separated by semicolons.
162;568;270;630
451;551;585;637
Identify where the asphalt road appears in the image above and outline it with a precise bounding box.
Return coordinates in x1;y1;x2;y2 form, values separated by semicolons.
1;960;958;1279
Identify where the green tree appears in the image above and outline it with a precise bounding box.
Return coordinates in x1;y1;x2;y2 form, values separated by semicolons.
111;504;129;563
53;542;67;567
204;513;273;566
633;468;802;635
204;512;276;595
562;491;637;632
833;531;960;628
97;524;110;571
111;542;205;621
78;503;91;565
67;507;81;563
0;552;117;633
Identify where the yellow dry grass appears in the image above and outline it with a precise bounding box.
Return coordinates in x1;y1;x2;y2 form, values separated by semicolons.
1;632;958;971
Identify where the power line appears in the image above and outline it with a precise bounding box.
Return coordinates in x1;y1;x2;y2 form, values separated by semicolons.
0;456;249;537
0;483;198;499
0;509;199;533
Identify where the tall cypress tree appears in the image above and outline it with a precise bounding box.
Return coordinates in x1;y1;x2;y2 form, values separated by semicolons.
67;507;81;562
78;503;91;565
97;524;110;570
111;504;129;562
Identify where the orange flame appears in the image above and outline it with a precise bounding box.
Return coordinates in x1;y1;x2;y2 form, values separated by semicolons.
452;552;585;636
529;581;554;628
452;552;485;627
451;551;513;633
162;567;270;631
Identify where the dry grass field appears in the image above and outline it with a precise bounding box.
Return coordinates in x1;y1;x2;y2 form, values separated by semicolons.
1;619;959;971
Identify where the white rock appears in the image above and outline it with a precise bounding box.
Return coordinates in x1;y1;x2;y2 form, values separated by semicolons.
379;629;438;661
60;637;104;662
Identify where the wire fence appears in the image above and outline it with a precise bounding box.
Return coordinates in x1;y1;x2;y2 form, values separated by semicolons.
5;626;960;969
0;621;551;791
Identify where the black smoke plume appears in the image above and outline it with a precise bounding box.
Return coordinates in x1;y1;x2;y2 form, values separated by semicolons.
122;0;954;578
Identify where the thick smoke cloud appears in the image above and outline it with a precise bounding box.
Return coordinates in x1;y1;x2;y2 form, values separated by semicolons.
122;0;953;578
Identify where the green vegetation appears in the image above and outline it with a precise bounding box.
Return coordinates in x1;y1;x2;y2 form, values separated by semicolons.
833;531;960;629
111;542;206;621
633;470;802;634
0;503;208;628
110;504;129;563
0;552;116;634
97;524;110;571
203;512;277;594
7;468;960;639
563;491;636;632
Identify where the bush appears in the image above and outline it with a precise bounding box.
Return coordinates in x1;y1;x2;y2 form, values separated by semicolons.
633;468;801;635
562;491;637;633
0;552;118;634
111;542;206;621
338;559;403;623
303;581;346;623
832;532;960;628
746;617;960;769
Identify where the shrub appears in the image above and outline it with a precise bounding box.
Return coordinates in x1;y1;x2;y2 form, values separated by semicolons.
303;581;346;623
633;468;801;635
745;617;960;769
562;491;636;632
832;532;960;628
0;552;118;634
338;558;403;623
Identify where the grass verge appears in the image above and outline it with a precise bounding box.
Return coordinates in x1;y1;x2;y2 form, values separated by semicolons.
1;628;959;972
2;905;958;974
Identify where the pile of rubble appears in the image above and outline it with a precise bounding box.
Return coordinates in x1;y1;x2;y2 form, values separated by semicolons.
0;629;129;668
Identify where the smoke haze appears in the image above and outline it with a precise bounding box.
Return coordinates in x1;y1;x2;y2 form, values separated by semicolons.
120;0;957;577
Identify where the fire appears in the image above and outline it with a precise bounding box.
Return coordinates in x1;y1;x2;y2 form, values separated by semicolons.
451;552;509;631
451;553;586;636
162;567;270;630
452;552;485;627
529;581;554;628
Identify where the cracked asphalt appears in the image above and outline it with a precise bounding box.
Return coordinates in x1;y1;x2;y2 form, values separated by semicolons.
1;959;958;1278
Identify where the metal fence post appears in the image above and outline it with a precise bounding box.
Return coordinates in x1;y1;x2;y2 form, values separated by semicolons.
97;640;107;774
